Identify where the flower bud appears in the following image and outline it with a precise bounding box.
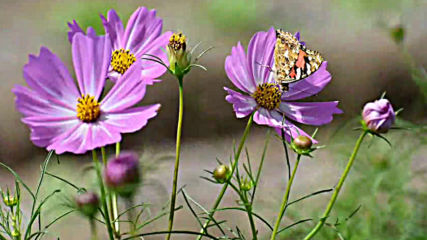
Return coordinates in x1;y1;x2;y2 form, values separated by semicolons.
104;152;140;197
3;195;18;207
390;25;405;44
240;177;253;191
75;192;99;218
293;135;312;150
213;165;230;183
362;98;395;133
167;32;191;75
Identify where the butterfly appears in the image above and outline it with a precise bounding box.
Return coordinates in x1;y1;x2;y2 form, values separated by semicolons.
273;29;324;91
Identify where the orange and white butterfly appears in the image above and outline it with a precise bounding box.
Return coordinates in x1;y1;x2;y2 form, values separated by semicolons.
274;29;324;91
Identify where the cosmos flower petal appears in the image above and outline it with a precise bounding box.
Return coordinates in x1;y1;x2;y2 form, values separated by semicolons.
101;9;125;49
282;62;331;100
123;7;163;53
224;87;257;118
47;122;121;154
274;121;318;144
102;104;161;133
30;119;81;148
22;47;80;108
68;20;98;43
72;33;111;99
247;27;276;85
225;42;256;93
280;101;343;126
101;60;146;112
253;108;284;127
137;31;172;80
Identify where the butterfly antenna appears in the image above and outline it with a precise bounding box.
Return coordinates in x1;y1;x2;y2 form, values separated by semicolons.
255;61;274;73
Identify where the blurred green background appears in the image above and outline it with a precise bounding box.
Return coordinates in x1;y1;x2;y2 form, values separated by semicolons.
0;0;425;239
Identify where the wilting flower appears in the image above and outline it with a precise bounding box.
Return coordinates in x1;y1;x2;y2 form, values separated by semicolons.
224;28;342;142
104;151;140;197
68;7;172;84
75;192;100;218
362;98;395;133
13;33;160;154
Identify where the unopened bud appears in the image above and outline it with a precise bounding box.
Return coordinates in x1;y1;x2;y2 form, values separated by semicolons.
75;192;99;218
362;98;395;133
213;165;230;183
293;135;312;150
240;178;253;191
104;151;140;197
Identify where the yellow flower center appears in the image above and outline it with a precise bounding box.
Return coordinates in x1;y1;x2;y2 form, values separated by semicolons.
111;49;136;74
252;83;282;110
76;94;100;122
169;32;187;51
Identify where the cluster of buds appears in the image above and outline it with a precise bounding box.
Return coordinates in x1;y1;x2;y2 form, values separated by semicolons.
104;152;141;197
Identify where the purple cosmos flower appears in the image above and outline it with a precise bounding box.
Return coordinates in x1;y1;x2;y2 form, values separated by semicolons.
13;33;160;154
104;151;140;197
224;27;342;142
362;98;395;133
68;7;172;84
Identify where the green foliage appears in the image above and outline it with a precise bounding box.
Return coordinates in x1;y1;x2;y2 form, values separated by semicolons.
306;119;426;239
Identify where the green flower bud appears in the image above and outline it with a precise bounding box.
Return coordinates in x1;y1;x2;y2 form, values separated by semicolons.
3;194;18;207
213;165;230;183
240;178;253;192
12;230;20;239
390;25;405;44
293;135;312;150
167;32;191;76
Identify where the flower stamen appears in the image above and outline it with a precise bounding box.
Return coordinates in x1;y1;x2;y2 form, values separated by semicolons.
169;33;186;52
76;94;100;122
111;49;136;74
253;83;282;110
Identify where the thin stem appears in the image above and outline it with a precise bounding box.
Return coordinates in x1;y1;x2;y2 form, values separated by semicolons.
90;219;97;240
126;198;136;235
166;75;185;240
196;113;254;240
303;131;368;240
270;154;301;240
229;182;257;240
92;150;114;240
111;144;121;237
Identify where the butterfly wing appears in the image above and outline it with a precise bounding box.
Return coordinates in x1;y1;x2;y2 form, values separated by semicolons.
274;29;324;87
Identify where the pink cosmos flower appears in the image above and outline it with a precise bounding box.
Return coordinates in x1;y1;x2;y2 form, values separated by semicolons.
13;33;160;154
68;7;172;84
224;27;342;142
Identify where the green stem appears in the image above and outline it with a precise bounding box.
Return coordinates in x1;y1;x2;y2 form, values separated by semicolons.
102;146;120;238
229;182;257;240
92;150;114;240
90;219;97;240
166;76;185;240
196;113;254;240
270;154;301;240
303;131;368;240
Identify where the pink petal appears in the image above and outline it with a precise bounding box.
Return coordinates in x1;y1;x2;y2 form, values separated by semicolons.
23;47;80;108
102;104;161;133
101;9;125;49
123;7;163;53
101;60;146;112
224;87;257;118
72;33;111;99
279;101;342;126
274;121;318;144
282;62;332;101
225;42;256;94
247;27;276;85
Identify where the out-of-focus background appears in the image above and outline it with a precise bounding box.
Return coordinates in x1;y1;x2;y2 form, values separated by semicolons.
0;0;426;239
